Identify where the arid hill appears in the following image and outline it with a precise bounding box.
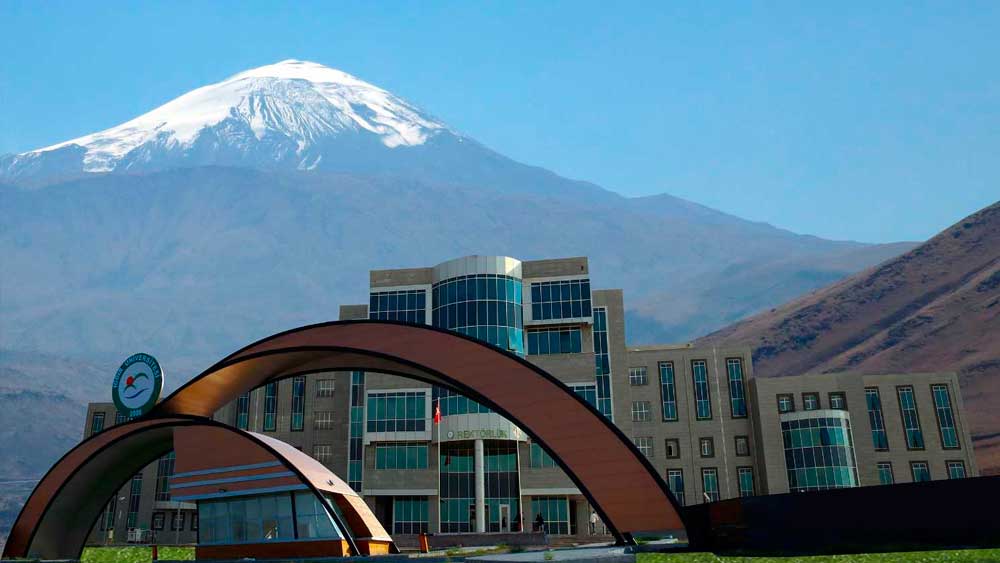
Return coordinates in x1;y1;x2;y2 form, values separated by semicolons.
698;201;1000;474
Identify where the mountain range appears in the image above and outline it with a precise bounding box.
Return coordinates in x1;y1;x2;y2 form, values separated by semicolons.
0;59;921;531
698;201;1000;474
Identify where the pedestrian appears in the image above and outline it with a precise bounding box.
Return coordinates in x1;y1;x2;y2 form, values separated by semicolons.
589;510;598;534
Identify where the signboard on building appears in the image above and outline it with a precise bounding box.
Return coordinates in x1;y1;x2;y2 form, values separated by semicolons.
112;352;164;419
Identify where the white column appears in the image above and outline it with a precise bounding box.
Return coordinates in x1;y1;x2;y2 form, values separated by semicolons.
475;438;486;533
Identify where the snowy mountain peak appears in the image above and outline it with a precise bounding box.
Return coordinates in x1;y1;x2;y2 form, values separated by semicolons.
9;60;450;177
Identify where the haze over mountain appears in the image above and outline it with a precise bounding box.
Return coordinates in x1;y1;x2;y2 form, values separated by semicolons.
698;201;1000;474
0;60;917;510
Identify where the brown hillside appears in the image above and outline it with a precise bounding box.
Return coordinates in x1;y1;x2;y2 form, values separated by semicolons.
697;201;1000;474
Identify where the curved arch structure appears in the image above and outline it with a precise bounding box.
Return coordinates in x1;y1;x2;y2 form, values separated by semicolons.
2;416;393;559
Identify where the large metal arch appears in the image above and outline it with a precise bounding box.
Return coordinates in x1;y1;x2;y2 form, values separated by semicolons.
150;320;687;543
2;415;391;559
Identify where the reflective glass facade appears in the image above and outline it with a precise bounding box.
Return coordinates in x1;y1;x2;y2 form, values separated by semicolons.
347;371;365;491
439;442;475;533
369;289;427;323
865;388;889;451
197;491;342;545
782;414;859;492
375;442;429;470
530;279;591;321
570;383;597;409
932;384;960;449
433;274;523;355
393;497;429;534
126;474;142;529
592;308;614;419
484;442;520;532
527;327;582;355
366;391;427;433
531;496;570;534
529;442;557;468
433;386;491;416
155;451;174;501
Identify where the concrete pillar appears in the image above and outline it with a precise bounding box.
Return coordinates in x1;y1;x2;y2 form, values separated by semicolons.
475;439;486;533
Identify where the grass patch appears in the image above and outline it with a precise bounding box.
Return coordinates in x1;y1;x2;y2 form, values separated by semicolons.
638;548;1000;563
81;546;195;563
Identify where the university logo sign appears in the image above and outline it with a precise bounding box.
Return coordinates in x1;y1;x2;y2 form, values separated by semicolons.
112;353;164;418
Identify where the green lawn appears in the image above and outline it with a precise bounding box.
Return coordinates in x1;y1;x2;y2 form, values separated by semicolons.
638;549;1000;563
81;546;195;563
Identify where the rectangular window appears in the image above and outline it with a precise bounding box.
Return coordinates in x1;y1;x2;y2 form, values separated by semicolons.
631;401;651;422
592;307;614;420
910;461;931;482
629;367;648;386
829;392;847;410
570;383;597;409
171;511;186;531
734;435;750;457
375;442;429;470
737;467;754;497
664;438;680;459
348;371;365;491
666;469;685;505
314;411;334;430
802;393;820;411
317;379;335;397
155;451;175;501
529;279;592;321
659;362;678;421
99;497;116;531
115;411;128;425
877;462;894;485
235;392;250;431
152;512;165;531
392;497;429;534
531;496;571;535
897;386;925;450
262;382;278;432
527;327;583;355
367;390;427;433
126;474;142;529
291;376;305;432
701;468;720;503
691;360;712;420
865;387;889;451
777;394;795;414
699;437;715;458
369;289;427;324
90;412;106;435
633;436;653;459
313;444;332;465
726;358;747;418
931;384;960;449
947;460;967;479
530;442;557;468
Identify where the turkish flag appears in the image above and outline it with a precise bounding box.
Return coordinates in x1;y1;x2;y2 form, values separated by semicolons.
434;402;442;424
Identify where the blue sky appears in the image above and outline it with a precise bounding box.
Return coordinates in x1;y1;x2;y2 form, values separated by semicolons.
1;1;997;243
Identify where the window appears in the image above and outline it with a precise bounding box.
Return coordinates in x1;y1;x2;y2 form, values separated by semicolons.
829;392;847;410
865;388;889;451
155;451;175;501
369;289;427;324
235;392;250;431
699;437;715;458
290;376;305;431
152;512;165;530
99;497;116;531
726;358;747;418
897;386;925;450
171;511;186;531
375;442;429;470
314;411;334;430
931;384;960;449
629;367;648;386
317;379;335;398
659;362;678;421
527;327;582;355
664;438;680;459
367;391;427;432
691;360;712;420
115;411;128;425
701;468;720;502
198;492;298;544
531;496;571;535
781;415;860;492
910;461;931;482
313;444;332;465
347;371;365;491
631;401;651;422
592;307;614;419
126;474;142;529
571;383;597;408
777;394;795;414
633;436;653;459
947;460;967;479
433;274;524;355
802;393;820;411
262;382;278;432
530;442;557;468
738;467;754;497
734;435;750;457
90;412;105;435
666;469;685;505
393;497;429;534
877;462;894;485
295;491;342;539
530;279;592;321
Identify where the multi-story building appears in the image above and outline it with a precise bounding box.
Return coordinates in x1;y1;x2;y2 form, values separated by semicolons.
83;255;978;545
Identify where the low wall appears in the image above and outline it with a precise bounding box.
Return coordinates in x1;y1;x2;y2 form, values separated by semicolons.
684;476;1000;555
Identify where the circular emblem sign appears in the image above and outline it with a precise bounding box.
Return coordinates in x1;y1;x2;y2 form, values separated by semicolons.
112;353;164;419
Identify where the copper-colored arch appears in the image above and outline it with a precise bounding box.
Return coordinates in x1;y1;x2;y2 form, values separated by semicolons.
153;320;687;541
1;416;394;559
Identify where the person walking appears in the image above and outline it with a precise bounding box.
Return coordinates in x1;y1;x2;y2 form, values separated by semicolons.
589;510;598;535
